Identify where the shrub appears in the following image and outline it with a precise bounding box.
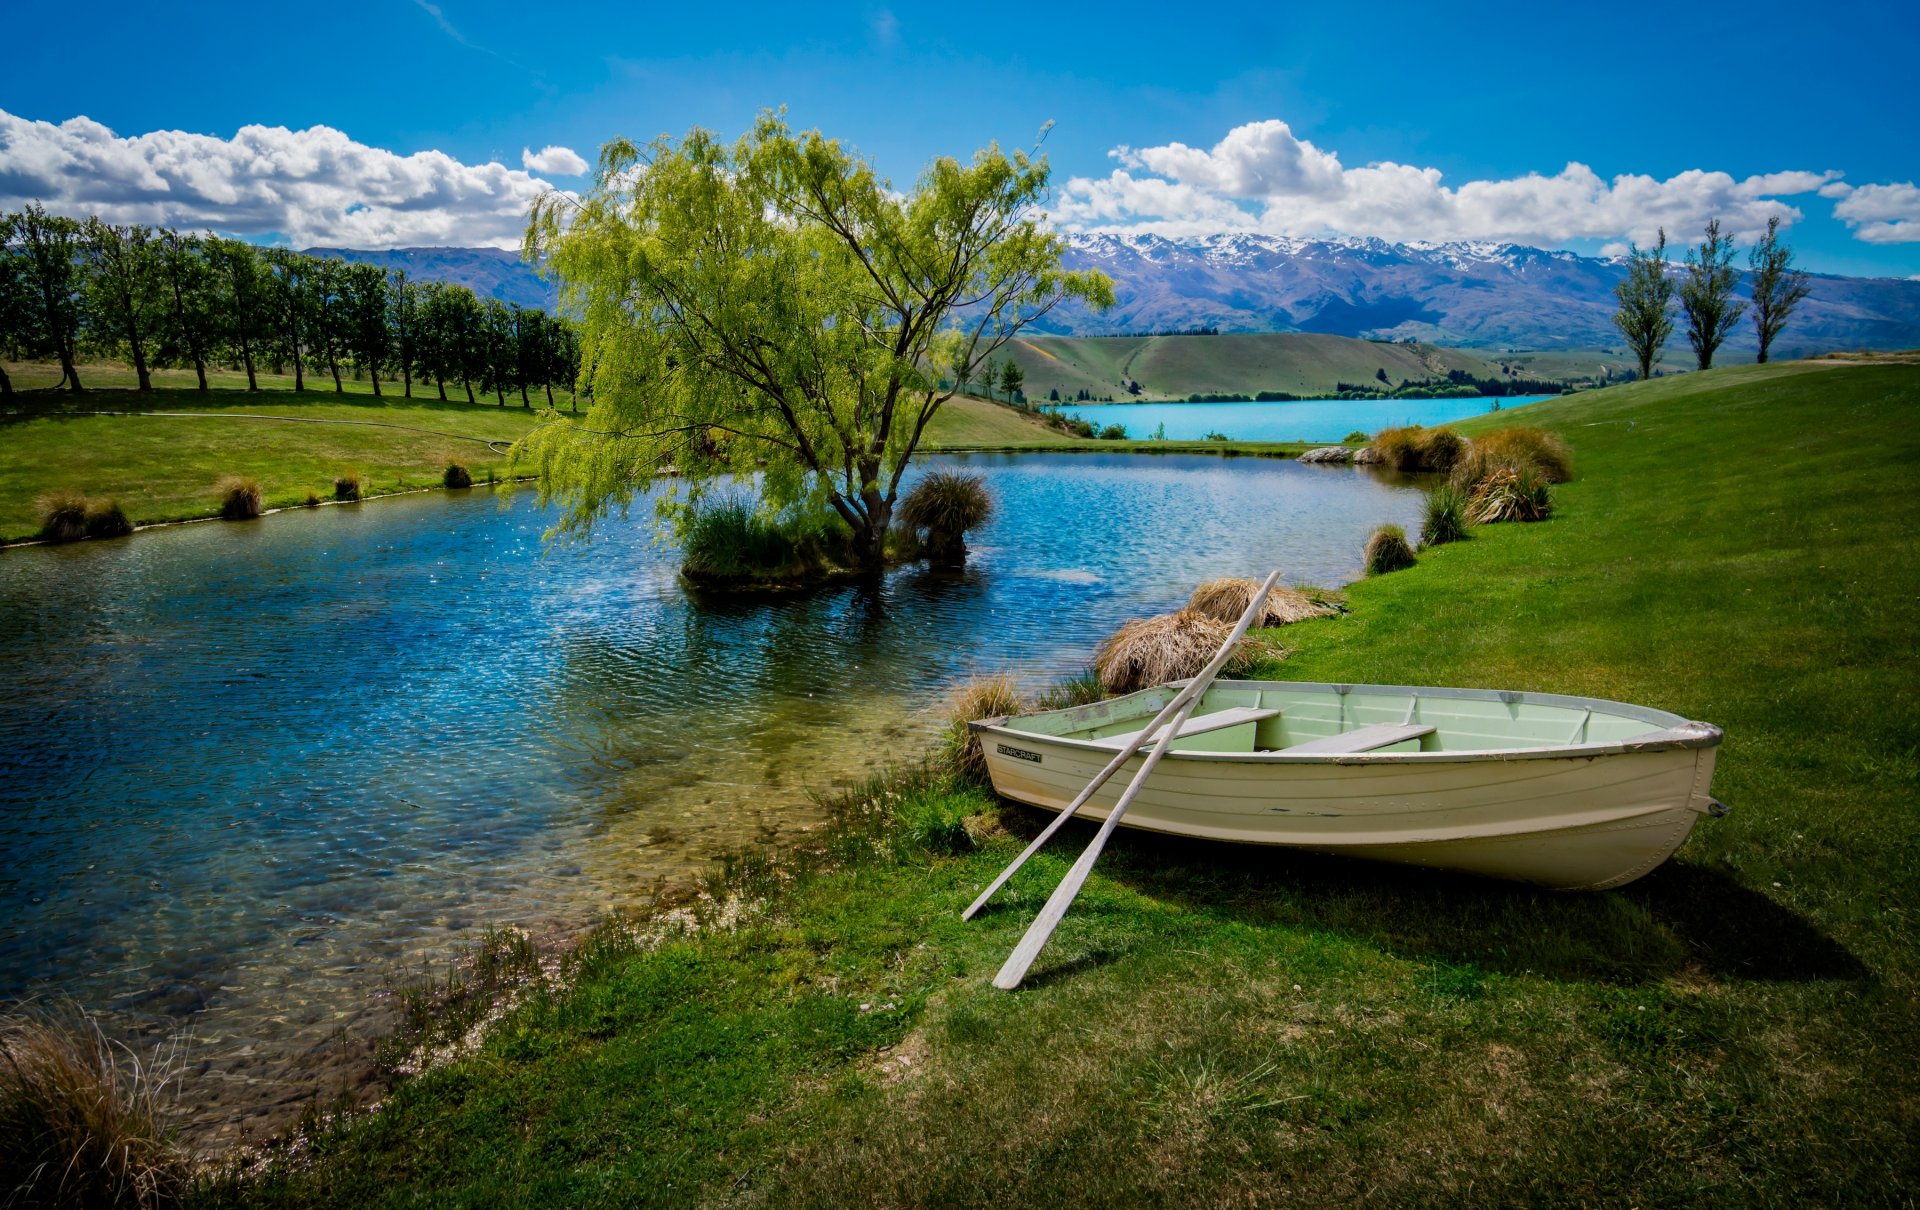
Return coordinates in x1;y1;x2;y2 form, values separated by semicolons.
1092;609;1270;694
943;674;1025;781
443;462;473;489
1099;424;1128;441
1421;481;1471;547
333;474;363;502
0;1004;187;1209
218;476;262;520
1364;525;1417;575
1468;466;1554;523
1203;430;1231;442
1186;577;1336;626
1344;430;1370;443
899;470;993;568
84;500;134;539
36;492;90;543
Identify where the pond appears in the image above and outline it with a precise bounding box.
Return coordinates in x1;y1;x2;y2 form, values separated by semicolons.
0;451;1425;1144
1044;394;1548;442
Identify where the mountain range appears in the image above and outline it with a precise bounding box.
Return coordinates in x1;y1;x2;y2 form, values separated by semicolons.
309;235;1920;354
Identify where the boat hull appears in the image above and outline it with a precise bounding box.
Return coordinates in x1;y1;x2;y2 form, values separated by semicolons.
975;682;1722;891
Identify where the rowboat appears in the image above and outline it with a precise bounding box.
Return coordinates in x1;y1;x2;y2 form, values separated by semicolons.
970;678;1725;891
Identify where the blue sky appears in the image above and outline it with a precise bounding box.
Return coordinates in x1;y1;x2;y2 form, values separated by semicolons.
2;0;1915;275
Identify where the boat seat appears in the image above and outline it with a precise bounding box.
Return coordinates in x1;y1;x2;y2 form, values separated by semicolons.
1089;707;1281;750
1278;723;1436;754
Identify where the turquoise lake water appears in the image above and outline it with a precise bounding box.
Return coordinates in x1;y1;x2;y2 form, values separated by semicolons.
1045;395;1548;442
0;451;1427;1143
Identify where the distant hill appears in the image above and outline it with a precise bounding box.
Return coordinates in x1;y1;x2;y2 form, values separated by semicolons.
306;235;1920;355
301;246;559;311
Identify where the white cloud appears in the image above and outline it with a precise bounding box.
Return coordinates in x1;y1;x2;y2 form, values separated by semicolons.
522;144;588;175
1832;182;1920;244
1058;118;1848;248
0;109;572;249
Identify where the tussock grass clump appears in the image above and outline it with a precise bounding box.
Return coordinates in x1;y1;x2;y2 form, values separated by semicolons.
1366;426;1467;472
1414;426;1467;472
304;491;321;507
36;492;90;543
899;470;993;567
1468;466;1554;523
443;463;473;489
333;474;363;502
1093;610;1269;694
1186;577;1336;626
1034;668;1107;711
1364;524;1417;575
942;674;1025;781
84;499;134;539
1453;426;1573;488
1421;481;1471;547
679;499;854;586
217;476;262;520
0;1004;187;1209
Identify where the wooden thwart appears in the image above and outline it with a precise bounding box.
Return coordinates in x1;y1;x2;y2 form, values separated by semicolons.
1089;707;1281;751
1279;723;1435;754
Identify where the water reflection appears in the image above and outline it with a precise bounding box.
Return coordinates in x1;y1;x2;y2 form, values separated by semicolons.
0;452;1423;1142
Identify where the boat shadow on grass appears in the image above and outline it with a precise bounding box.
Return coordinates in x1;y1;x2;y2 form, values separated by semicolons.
991;808;1867;988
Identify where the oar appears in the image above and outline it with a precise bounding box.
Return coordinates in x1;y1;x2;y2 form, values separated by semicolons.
961;568;1283;922
986;572;1281;990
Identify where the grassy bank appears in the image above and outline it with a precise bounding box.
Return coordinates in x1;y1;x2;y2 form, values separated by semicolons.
195;358;1916;1206
1;371;552;541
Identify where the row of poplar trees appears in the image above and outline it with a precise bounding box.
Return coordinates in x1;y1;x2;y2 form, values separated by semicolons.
0;203;579;405
1612;215;1812;382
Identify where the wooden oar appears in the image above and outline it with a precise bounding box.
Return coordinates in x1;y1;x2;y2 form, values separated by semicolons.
985;572;1281;990
961;568;1283;922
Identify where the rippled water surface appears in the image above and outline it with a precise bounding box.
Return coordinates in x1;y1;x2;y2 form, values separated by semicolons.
0;452;1423;1143
1047;395;1547;442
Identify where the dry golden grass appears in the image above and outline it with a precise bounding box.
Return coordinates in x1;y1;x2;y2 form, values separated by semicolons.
1364;524;1417;575
216;476;262;521
1454;426;1573;486
35;491;89;543
1093;609;1269;694
0;1004;187;1209
1186;577;1336;626
1467;466;1554;523
942;674;1025;781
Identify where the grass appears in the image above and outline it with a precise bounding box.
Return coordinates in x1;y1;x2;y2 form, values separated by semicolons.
1363;523;1417;575
1186;576;1336;626
1092;609;1271;694
0;366;545;541
898;469;993;566
162;357;1920;1204
1420;481;1470;547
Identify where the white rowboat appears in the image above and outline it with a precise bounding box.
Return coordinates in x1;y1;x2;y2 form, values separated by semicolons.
971;679;1725;891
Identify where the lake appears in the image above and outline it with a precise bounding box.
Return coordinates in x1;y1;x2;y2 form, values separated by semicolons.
0;451;1425;1143
1044;395;1548;442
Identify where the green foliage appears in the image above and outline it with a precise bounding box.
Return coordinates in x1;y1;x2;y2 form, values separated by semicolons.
516;113;1112;566
1344;430;1370;443
9;204;87;390
1421;481;1470;547
678;498;856;585
1363;524;1416;575
1033;666;1107;710
1098;423;1128;440
1680;218;1747;371
81;217;167;391
1612;229;1676;382
899;469;993;567
1749;215;1811;364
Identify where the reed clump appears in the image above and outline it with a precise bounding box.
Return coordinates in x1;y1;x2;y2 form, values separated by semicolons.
1467;466;1554;523
36;492;91;543
1034;667;1107;711
942;674;1025;781
443;463;473;489
0;1004;188;1209
1364;524;1417;575
1093;610;1270;694
1452;426;1573;488
218;476;262;520
1364;426;1468;473
84;500;134;539
899;470;993;567
1421;481;1471;547
333;474;363;502
1186;577;1336;626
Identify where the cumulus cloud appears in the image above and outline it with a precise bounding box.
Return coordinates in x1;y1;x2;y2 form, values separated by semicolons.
522;144;588;175
1831;181;1920;244
1056;118;1850;248
0;108;572;249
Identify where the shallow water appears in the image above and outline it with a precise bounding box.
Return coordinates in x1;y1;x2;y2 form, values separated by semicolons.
0;452;1424;1143
1046;394;1547;442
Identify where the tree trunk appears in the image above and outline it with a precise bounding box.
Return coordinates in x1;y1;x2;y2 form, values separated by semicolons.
0;363;11;397
61;345;83;392
370;367;381;397
494;381;504;405
127;314;152;392
544;379;554;407
328;348;342;392
519;383;529;406
402;363;412;398
290;333;304;392
463;375;475;404
240;335;258;390
436;374;447;402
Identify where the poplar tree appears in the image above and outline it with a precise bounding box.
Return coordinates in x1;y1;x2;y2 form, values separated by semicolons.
1612;229;1676;382
15;204;87;391
1679;218;1746;371
1748;215;1812;364
520;114;1112;566
81;218;166;392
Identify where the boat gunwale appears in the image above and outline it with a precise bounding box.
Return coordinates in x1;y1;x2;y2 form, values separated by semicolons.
969;677;1723;765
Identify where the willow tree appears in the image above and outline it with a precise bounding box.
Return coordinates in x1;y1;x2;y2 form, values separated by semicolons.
517;113;1113;569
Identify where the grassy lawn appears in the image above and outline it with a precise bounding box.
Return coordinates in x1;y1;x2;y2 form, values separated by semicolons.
1;365;559;541
203;358;1918;1206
